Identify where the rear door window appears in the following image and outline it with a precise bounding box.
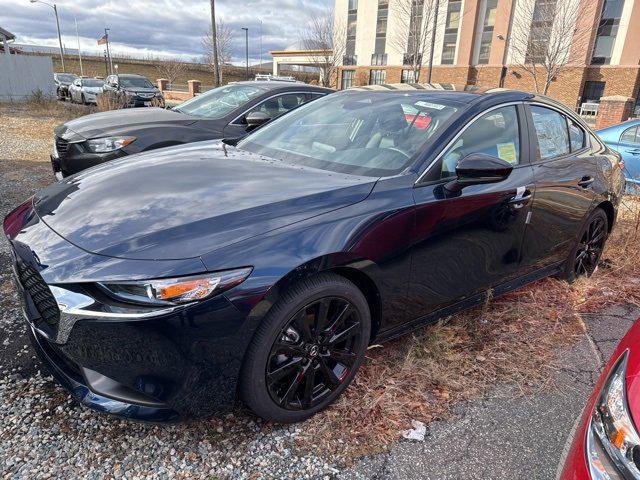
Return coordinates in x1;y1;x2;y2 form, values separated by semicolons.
530;106;570;160
621;126;639;145
568;120;586;151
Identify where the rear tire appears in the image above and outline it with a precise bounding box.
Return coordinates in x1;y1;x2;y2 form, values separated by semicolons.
81;94;86;105
562;208;608;283
239;272;371;423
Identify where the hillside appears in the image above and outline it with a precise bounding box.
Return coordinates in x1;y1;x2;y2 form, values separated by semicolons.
45;53;316;90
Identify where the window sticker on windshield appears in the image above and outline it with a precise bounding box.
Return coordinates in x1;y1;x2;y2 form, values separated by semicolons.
415;101;446;110
497;142;518;164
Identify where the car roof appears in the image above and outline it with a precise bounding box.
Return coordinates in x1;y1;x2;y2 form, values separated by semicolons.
233;80;334;93
116;74;150;79
597;118;640;134
348;83;536;104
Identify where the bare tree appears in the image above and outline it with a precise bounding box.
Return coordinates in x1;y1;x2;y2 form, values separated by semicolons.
155;59;187;89
300;9;346;88
389;0;440;84
202;19;233;84
508;0;588;95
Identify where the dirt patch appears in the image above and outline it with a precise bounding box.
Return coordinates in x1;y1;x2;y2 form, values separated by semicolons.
0;102;92;163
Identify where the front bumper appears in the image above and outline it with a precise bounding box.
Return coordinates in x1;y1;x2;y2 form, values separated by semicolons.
4;201;260;421
126;95;164;107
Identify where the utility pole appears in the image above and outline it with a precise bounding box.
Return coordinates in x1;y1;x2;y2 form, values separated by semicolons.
74;15;83;76
242;27;249;80
259;20;263;71
30;0;65;72
209;0;220;86
426;0;439;84
104;28;113;74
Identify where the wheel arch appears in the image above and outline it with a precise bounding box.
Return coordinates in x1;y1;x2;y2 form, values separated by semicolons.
595;200;615;232
260;254;383;344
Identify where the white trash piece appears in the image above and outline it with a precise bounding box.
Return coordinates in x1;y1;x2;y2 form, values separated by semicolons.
402;420;427;441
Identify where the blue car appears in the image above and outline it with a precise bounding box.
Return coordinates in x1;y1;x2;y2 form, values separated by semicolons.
598;119;640;191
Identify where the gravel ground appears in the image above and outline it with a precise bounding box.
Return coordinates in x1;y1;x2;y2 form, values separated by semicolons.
0;110;340;480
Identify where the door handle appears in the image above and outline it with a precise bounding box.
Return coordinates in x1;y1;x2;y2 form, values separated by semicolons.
628;149;640;156
578;176;595;188
508;191;532;208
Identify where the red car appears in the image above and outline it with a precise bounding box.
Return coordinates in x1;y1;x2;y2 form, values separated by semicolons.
560;318;640;479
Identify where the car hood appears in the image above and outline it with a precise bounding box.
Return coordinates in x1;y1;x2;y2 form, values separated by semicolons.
32;142;376;261
83;87;103;94
55;107;198;141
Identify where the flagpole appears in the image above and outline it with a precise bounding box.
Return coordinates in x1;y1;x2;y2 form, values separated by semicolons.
104;28;113;75
74;15;83;76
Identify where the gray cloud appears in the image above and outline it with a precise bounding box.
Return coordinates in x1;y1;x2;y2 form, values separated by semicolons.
1;0;331;63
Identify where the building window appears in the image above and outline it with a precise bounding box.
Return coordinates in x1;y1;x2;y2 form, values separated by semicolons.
582;81;606;103
371;53;387;66
374;0;389;62
591;0;626;65
441;0;461;65
346;0;358;60
634;91;640;117
369;69;386;85
477;0;498;64
403;52;422;66
406;0;424;62
401;69;417;83
341;70;355;90
525;0;557;64
343;55;357;66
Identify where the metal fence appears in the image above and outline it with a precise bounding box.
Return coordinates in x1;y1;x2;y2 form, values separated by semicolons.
0;54;54;101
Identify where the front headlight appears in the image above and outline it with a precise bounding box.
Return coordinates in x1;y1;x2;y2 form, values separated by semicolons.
85;136;136;153
588;351;640;479
99;268;252;306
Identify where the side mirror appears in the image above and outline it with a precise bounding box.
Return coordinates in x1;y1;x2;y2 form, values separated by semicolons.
445;153;513;193
245;111;272;130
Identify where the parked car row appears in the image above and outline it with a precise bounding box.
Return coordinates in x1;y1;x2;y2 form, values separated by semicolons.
53;72;164;107
50;80;332;178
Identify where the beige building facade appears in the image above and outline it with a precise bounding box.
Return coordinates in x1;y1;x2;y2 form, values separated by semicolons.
334;0;640;116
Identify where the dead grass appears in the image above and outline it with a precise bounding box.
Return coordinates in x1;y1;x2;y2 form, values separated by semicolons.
296;197;640;461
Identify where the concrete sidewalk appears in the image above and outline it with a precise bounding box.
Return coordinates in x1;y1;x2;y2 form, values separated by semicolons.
339;304;640;480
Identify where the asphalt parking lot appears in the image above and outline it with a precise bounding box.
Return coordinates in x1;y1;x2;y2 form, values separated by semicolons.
1;106;639;479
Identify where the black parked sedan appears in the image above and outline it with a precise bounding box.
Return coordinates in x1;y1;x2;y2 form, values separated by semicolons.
4;85;624;423
51;81;332;179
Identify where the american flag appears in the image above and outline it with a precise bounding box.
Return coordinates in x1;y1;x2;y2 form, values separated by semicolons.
97;34;108;45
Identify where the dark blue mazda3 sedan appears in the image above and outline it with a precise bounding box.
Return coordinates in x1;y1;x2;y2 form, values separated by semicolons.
3;84;625;423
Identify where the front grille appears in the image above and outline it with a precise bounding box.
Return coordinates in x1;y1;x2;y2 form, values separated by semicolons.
55;137;69;158
15;260;60;325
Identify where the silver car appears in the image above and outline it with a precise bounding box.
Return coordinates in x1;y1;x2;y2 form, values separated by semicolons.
69;78;104;105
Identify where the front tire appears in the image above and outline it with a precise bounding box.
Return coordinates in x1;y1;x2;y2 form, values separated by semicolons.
562;208;609;282
239;272;371;423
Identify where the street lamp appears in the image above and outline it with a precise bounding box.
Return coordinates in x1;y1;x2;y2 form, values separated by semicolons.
30;0;65;72
241;27;249;81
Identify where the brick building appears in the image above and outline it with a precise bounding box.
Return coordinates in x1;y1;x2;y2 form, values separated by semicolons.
332;0;640;121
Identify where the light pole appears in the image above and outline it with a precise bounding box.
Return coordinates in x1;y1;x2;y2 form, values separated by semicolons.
242;27;249;81
209;0;220;87
30;0;65;72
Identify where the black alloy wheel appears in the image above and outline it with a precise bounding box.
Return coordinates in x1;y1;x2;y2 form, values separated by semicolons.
266;296;362;410
239;273;371;423
564;208;609;282
574;214;607;276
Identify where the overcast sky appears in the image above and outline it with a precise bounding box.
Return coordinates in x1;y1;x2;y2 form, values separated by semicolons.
1;0;332;64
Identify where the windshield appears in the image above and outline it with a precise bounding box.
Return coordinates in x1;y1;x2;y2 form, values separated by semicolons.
57;74;77;83
120;77;154;88
238;92;460;177
83;79;103;87
174;84;265;119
